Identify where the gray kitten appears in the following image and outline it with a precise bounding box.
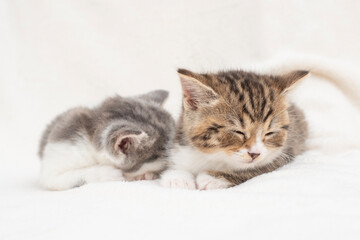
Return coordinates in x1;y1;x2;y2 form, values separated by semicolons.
39;90;175;190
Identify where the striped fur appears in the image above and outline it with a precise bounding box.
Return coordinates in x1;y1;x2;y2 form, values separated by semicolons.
168;69;308;188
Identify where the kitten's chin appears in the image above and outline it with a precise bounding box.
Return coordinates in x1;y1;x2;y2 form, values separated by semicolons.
231;158;268;170
249;151;283;168
236;159;264;169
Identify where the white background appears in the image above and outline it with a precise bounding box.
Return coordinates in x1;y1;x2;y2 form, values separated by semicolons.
1;1;360;239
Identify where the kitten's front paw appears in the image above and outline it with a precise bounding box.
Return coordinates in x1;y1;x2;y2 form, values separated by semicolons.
160;170;196;189
139;172;157;180
196;172;232;190
125;172;158;181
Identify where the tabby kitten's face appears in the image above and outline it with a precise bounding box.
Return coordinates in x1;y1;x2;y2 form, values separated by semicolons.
178;69;308;169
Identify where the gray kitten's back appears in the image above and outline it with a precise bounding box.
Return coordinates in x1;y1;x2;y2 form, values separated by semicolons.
38;107;94;158
39;90;175;161
38;90;175;190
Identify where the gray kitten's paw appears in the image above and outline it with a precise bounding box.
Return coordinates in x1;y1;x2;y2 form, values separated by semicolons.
160;170;196;189
124;172;158;181
196;172;232;190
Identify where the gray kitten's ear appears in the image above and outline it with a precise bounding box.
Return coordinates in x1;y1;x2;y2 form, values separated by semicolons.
138;90;169;106
178;68;219;110
113;130;148;154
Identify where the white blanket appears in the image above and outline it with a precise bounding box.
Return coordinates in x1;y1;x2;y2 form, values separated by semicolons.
1;1;360;239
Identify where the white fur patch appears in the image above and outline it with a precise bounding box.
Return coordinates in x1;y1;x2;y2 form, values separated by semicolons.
168;145;277;175
196;172;232;190
40;141;124;190
160;143;282;190
250;130;266;155
160;169;196;189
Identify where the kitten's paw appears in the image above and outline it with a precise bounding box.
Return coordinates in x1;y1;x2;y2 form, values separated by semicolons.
160;170;196;189
196;172;232;190
125;172;158;181
143;172;157;180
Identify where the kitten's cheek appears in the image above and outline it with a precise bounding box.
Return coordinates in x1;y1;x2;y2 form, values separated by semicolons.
231;151;249;163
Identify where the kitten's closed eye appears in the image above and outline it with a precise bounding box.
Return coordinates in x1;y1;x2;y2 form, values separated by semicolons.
265;131;279;137
232;130;245;136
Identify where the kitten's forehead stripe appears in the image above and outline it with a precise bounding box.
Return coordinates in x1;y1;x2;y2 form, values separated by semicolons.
236;113;245;127
239;93;244;102
242;104;255;122
210;71;275;124
224;74;240;96
269;89;275;101
246;80;256;112
263;108;273;122
260;97;267;118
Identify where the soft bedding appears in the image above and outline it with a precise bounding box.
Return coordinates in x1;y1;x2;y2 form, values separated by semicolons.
1;1;360;239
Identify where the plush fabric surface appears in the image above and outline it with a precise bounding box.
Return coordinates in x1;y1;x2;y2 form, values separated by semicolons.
1;1;360;239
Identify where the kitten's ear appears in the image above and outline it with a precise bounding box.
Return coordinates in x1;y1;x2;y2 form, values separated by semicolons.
139;90;169;106
114;130;148;155
178;69;219;110
277;70;309;93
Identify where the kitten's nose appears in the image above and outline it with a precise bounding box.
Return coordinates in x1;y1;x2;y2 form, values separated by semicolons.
248;152;260;160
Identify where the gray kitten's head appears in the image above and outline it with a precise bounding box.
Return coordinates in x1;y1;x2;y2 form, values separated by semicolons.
96;90;175;175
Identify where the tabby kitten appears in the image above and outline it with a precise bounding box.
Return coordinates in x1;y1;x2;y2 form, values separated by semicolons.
160;69;308;190
39;90;175;190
